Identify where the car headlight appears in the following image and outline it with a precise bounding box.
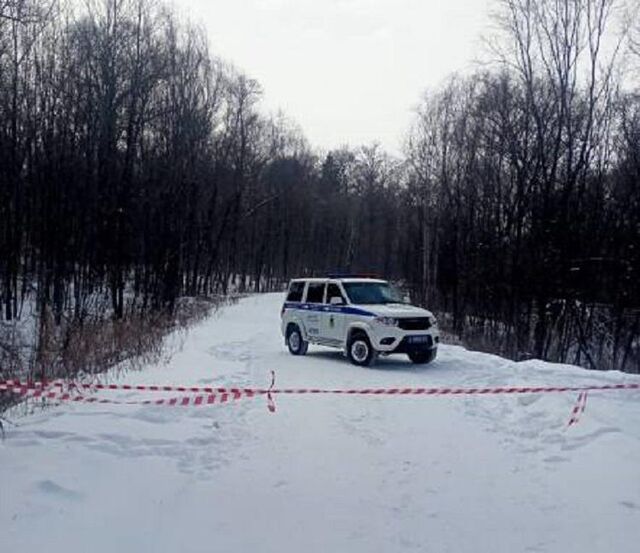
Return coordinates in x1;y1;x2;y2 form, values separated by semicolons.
375;316;399;326
428;316;438;327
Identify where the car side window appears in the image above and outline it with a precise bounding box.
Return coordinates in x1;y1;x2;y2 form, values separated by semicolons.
306;282;325;303
326;283;345;304
286;281;304;302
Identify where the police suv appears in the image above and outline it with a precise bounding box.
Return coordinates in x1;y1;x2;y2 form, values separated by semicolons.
280;276;439;366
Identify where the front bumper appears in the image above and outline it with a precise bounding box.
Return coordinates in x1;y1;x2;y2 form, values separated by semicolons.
390;335;438;354
371;326;439;353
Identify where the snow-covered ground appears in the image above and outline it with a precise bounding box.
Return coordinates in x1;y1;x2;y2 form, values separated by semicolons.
2;293;640;552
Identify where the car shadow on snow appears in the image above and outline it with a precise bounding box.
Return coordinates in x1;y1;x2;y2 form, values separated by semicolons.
301;348;447;374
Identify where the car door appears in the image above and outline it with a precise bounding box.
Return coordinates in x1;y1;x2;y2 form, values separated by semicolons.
320;282;347;345
302;281;326;340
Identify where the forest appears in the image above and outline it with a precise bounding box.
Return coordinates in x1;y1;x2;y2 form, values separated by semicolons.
1;0;639;377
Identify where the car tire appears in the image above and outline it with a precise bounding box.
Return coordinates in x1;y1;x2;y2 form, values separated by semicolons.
347;332;376;367
286;324;308;355
408;348;437;364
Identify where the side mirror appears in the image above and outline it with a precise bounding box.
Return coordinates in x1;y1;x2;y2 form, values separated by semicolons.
330;296;344;306
403;295;411;303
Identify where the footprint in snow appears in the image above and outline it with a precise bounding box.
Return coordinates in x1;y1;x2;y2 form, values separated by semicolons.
517;394;542;407
35;430;72;440
36;480;82;501
560;426;622;451
6;436;40;447
207;341;254;362
130;408;177;425
543;455;569;464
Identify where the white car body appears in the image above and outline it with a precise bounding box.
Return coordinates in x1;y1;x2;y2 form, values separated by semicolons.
280;277;439;365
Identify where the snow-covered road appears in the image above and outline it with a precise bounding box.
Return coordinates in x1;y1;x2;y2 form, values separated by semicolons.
2;293;640;552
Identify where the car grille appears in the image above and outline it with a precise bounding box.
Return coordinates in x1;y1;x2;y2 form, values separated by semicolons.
398;317;432;331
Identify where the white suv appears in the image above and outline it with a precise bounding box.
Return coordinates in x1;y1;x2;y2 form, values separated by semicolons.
280;276;439;366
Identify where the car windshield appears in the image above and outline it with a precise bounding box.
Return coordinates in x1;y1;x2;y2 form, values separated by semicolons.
342;282;404;305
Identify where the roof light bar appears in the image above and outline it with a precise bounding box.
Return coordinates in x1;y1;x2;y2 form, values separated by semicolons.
327;272;381;279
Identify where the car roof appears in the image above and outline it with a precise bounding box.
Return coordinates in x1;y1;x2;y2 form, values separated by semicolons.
290;277;388;284
339;278;387;283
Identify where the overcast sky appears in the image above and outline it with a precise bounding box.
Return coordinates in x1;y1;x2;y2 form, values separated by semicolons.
175;0;491;153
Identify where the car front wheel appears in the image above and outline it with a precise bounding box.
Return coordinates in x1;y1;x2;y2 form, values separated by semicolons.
347;333;376;367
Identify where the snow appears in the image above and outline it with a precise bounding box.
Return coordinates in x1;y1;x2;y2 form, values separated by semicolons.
2;293;640;552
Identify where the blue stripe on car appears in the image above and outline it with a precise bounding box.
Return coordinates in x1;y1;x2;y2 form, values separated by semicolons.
284;302;376;318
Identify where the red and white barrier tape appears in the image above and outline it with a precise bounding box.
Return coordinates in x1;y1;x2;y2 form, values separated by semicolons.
1;379;639;396
2;385;253;407
567;390;589;427
0;379;248;394
1;378;638;424
266;370;276;413
271;383;639;395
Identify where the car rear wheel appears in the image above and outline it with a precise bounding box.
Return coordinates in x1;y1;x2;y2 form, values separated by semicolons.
347;333;375;367
287;324;308;355
408;348;437;364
